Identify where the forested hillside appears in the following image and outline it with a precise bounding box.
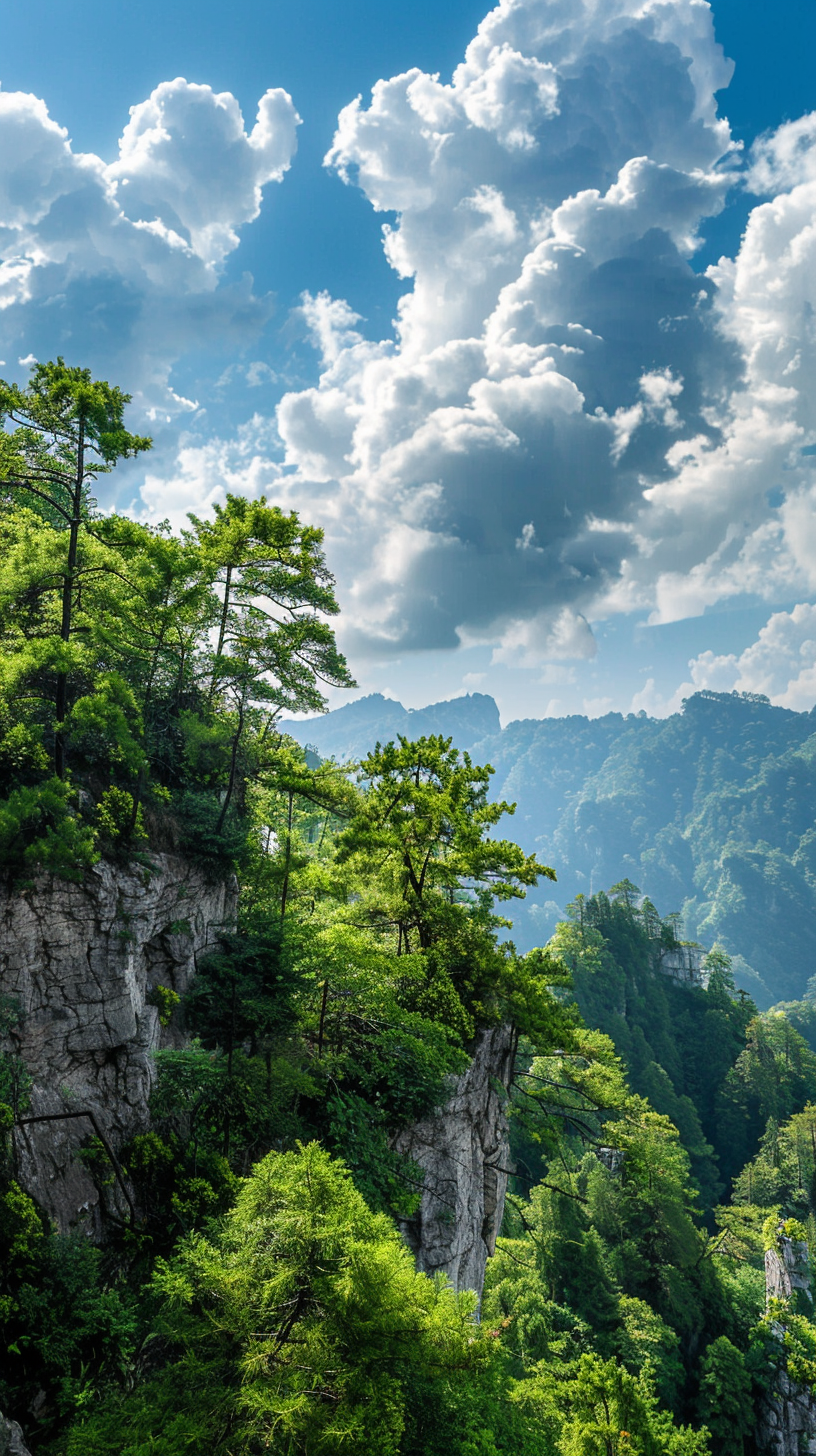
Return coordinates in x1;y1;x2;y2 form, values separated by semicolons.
4;364;816;1456
288;690;816;1006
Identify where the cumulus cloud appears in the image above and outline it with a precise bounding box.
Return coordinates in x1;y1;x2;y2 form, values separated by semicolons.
491;606;597;667
685;605;816;710
0;78;299;414
239;0;763;662
748;114;816;195
15;0;803;688
139;413;286;523
145;0;787;677
109;81;298;267
629;604;816;718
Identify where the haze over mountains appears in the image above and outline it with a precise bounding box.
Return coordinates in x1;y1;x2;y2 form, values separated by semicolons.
286;690;816;1008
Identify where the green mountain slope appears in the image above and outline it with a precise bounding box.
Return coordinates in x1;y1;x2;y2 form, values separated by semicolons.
287;690;816;1004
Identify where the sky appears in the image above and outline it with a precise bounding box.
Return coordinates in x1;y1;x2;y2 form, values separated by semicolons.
2;0;816;726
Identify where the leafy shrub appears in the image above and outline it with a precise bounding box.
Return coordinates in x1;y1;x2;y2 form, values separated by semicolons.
0;778;98;880
146;984;180;1028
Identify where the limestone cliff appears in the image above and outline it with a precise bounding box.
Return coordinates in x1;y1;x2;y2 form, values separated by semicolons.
393;1022;516;1297
758;1231;816;1456
1;852;514;1297
0;1412;32;1456
0;854;235;1232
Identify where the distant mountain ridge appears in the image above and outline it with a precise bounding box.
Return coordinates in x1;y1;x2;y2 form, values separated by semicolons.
285;689;816;1007
285;691;501;763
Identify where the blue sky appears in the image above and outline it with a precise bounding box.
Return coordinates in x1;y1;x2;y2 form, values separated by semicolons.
2;0;816;724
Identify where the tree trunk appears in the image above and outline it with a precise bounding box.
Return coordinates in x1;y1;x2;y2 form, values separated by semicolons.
280;788;294;919
317;978;329;1056
210;562;233;700
215;699;244;834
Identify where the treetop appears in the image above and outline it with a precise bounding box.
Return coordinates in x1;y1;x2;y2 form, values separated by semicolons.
0;357;152;473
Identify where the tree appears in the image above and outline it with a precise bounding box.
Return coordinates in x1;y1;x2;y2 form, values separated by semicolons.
337;735;550;935
65;1143;491;1456
188;494;355;828
0;360;151;776
697;1337;753;1456
556;1353;709;1456
189;493;354;715
333;735;554;1033
509;1351;709;1456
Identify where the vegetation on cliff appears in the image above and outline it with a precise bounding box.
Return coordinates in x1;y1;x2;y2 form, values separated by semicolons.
3;364;816;1454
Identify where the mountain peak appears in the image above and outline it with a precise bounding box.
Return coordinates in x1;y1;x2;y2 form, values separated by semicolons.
284;692;501;762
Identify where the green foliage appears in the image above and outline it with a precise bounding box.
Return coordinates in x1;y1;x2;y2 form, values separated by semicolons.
334;733;555;1037
0;1053;32;1116
0;995;23;1037
309;688;816;1005
0;1174;136;1447
544;887;797;1209
0;357;151;478
122;1122;240;1246
66;1143;497;1456
324;1090;423;1218
0;367;354;881
0;777;98;881
189;492;355;717
146;984;180;1028
778;1306;816;1391
513;1353;709;1455
697;1337;753;1456
6;389;816;1454
492;1029;730;1386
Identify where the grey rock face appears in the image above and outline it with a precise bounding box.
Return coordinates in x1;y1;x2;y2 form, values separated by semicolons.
766;1237;813;1308
656;944;709;989
758;1230;816;1455
0;1412;33;1456
0;854;235;1232
393;1022;516;1297
757;1368;816;1456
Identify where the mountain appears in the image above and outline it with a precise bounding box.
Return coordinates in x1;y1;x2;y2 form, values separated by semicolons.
286;689;816;1006
283;691;501;763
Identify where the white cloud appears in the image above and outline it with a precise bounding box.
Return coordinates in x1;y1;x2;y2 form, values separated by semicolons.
10;0;813;692
258;0;760;661
109;80;298;267
139;414;287;525
457;43;559;151
252;0;816;679
0;79;299;415
748;114;816;194
516;521;543;552
583;695;615;717
630;675;690;718
491;607;597;668
684;604;816;710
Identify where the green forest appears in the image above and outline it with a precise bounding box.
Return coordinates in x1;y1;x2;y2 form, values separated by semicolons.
290;680;816;1010
3;364;816;1455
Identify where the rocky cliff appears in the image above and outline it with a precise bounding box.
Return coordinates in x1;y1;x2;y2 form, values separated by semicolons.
0;854;235;1233
1;852;514;1296
393;1022;516;1297
0;1412;31;1456
758;1230;816;1456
